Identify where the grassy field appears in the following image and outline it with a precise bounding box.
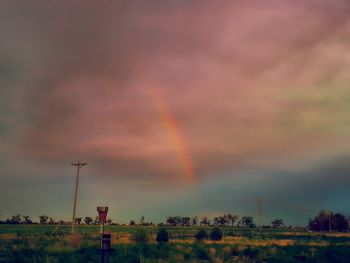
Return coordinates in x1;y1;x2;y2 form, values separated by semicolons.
1;224;350;262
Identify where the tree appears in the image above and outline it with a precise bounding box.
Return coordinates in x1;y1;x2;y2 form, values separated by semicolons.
309;211;332;231
195;230;208;241
49;217;56;225
75;217;82;225
140;216;145;225
213;216;228;227
84;216;93;225
210;227;223;241
226;214;239;227
166;216;176;226
239;216;255;228
192;216;198;227
332;213;348;232
309;211;348;232
39;215;49;224
271;219;284;228
181;217;191;227
156;228;169;243
129;220;136;226
23;215;33;224
8;214;21;224
200;217;211;226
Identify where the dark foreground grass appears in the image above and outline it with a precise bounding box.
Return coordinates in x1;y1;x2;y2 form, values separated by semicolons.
2;243;350;263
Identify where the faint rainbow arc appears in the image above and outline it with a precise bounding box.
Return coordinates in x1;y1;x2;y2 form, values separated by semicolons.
149;88;195;184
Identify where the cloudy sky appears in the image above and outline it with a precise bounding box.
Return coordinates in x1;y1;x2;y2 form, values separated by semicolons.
1;0;350;225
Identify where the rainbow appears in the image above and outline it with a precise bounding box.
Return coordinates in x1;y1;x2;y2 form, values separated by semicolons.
149;88;195;184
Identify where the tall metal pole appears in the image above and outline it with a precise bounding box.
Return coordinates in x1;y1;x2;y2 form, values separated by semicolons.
71;161;87;234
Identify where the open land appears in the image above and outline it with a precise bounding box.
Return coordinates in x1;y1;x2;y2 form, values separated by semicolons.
1;225;350;262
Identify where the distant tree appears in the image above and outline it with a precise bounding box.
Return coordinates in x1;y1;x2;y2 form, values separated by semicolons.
181;217;191;227
239;216;255;228
84;216;93;225
23;216;33;224
226;214;239;227
213;217;220;226
271;219;284;228
166;216;176;226
140;216;145;225
49;217;56;225
175;216;182;226
75;217;82;225
129;220;136;226
200;217;211;226
166;216;183;226
106;218;112;225
309;211;330;231
8;214;21;224
210;227;223;241
309;211;348;232
214;216;228;227
332;213;348;232
156;228;169;243
94;216;99;225
195;229;208;241
39;215;49;224
192;216;198;227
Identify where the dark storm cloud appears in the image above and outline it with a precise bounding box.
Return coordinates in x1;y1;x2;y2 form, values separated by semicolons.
1;0;350;220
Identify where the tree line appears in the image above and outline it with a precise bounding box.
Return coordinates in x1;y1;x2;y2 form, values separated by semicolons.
0;210;348;231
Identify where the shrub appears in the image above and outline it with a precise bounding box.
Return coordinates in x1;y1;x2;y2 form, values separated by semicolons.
132;228;148;244
210;227;223;241
156;228;169;243
193;244;210;260
195;230;208;241
244;246;259;258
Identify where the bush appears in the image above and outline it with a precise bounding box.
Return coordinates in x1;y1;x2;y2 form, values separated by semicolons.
195;230;208;241
210;227;223;241
156;228;169;243
244;246;259;258
132;228;148;244
193;244;210;260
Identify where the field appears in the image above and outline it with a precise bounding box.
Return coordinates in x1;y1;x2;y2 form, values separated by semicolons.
1;225;350;262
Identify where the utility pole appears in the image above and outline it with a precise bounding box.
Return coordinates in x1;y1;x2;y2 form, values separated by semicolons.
257;198;263;232
71;161;87;234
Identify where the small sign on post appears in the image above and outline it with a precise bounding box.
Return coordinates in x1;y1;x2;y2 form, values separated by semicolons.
97;206;112;263
97;206;109;224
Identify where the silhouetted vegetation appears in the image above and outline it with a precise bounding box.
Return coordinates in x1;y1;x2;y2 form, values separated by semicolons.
156;228;169;243
210;227;223;241
309;210;348;232
195;229;208;241
132;228;149;244
271;218;285;228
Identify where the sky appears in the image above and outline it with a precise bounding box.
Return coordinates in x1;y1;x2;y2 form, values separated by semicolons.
1;0;350;225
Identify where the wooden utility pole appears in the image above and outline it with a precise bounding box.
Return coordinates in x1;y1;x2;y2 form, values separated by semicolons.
257;198;263;231
71;161;87;234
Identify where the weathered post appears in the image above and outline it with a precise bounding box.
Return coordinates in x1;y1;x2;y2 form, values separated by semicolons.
97;206;111;263
71;161;87;234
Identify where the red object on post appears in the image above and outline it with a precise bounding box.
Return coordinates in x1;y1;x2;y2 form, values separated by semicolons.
97;206;109;224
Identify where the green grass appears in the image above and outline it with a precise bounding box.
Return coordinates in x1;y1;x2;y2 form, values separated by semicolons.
1;225;349;262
